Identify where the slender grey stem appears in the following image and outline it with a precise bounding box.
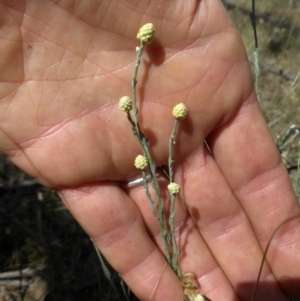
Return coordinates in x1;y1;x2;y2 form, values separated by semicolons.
141;170;158;220
127;42;173;266
168;119;178;182
131;43;145;137
168;119;182;277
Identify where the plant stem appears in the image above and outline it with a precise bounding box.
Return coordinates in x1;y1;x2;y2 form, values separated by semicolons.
168;119;182;277
131;43;145;138
128;42;173;266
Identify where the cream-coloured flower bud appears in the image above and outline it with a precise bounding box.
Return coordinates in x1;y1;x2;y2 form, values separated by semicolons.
168;182;180;195
137;23;155;45
172;103;187;119
134;155;148;170
119;96;133;112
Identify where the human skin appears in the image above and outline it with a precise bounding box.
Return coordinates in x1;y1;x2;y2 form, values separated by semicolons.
0;1;300;300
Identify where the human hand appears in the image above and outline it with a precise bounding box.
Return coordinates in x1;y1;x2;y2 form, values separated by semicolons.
1;1;299;300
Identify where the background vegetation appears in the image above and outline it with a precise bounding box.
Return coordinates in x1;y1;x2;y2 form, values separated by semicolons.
0;1;299;300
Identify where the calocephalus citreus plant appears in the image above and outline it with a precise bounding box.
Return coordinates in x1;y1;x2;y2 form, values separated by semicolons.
118;23;206;301
119;22;300;301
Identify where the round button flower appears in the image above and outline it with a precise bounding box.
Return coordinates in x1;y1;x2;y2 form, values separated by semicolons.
119;96;133;112
168;182;180;195
137;23;155;45
134;155;148;170
172;103;187;119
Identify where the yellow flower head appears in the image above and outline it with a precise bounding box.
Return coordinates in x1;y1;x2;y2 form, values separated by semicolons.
119;96;133;112
134;155;148;170
168;182;180;195
137;23;155;45
172;103;187;119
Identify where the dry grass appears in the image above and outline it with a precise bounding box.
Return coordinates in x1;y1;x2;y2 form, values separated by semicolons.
224;0;300;186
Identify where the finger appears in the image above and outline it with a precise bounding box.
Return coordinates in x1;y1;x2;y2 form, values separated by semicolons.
58;183;184;301
126;172;240;301
177;145;287;301
208;92;300;297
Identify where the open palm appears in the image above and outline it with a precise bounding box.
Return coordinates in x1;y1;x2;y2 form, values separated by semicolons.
1;1;299;300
